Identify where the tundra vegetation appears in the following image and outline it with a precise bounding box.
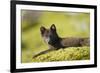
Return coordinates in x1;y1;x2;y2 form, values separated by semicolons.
21;10;90;63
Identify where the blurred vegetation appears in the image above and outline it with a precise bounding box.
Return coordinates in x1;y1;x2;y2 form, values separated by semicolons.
21;10;90;63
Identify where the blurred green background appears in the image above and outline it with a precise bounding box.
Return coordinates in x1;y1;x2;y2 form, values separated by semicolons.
21;10;90;63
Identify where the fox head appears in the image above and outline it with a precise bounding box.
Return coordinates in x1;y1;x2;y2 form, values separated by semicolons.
40;24;60;46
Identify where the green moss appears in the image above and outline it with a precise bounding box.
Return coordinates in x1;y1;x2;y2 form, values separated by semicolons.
32;47;90;62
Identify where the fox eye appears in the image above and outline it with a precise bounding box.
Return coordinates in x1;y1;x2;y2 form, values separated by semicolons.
50;24;56;31
40;26;46;34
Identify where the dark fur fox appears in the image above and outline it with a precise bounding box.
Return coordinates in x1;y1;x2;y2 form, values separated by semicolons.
33;24;90;58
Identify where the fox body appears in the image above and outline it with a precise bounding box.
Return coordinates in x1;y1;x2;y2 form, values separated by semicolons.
33;24;89;58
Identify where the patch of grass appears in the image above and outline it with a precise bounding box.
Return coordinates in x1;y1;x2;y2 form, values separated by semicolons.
32;47;90;62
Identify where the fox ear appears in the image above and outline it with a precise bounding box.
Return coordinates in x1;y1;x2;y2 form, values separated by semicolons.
40;26;46;34
50;24;56;31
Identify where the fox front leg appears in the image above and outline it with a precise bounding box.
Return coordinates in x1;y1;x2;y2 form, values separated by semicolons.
32;43;57;58
32;49;55;58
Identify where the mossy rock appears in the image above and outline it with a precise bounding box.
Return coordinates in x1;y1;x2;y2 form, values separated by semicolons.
32;47;90;62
